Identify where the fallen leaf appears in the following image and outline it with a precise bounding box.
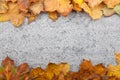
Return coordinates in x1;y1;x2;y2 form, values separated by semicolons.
18;0;31;13
44;0;73;16
114;4;120;15
29;0;44;15
0;0;8;13
48;11;59;21
84;0;103;8
103;0;120;8
102;7;115;16
68;59;106;80
72;0;83;11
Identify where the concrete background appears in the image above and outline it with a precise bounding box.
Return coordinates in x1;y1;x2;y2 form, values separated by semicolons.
0;12;120;71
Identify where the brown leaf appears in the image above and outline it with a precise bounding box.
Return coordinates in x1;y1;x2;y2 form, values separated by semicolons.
18;0;31;13
48;11;59;21
17;63;29;75
2;56;14;67
68;59;106;80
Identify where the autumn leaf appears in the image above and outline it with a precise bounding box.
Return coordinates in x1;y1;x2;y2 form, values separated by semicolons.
72;0;83;11
29;0;44;15
0;0;8;13
48;11;59;21
44;0;73;16
67;59;107;80
84;0;103;8
114;4;120;15
1;56;30;80
81;3;104;19
103;0;120;8
2;56;14;67
30;67;44;79
6;0;17;3
107;53;120;79
102;7;115;17
56;0;73;16
30;63;70;80
18;0;31;13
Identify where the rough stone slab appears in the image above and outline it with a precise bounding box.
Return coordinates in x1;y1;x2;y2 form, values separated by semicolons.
0;12;120;71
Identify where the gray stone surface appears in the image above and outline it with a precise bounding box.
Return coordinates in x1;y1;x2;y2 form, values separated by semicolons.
0;12;120;71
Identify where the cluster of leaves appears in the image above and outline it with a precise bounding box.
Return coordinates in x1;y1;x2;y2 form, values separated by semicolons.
0;0;120;27
1;53;120;80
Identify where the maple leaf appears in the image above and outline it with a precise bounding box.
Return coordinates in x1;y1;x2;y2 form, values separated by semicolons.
72;0;83;11
67;59;106;80
107;53;120;78
1;56;30;80
0;2;25;26
84;0;103;8
29;0;44;15
30;67;44;79
81;3;104;19
2;56;14;67
0;0;8;13
6;0;17;3
103;0;120;8
18;0;31;13
44;0;73;16
48;11;59;21
114;4;120;15
30;63;70;80
102;7;115;17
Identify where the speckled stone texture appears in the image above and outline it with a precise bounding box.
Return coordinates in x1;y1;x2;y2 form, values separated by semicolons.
0;12;120;71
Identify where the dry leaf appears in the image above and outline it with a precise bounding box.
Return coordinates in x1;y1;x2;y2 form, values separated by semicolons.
107;53;120;78
10;13;25;27
72;0;83;11
48;11;59;21
102;7;115;17
18;0;31;13
103;0;120;8
114;4;120;15
44;0;72;16
84;0;103;8
68;59;106;80
0;0;8;13
29;0;44;15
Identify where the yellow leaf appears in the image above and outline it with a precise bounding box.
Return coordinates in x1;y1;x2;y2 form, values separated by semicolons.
115;53;120;64
10;13;25;27
103;0;120;8
0;0;8;13
48;11;58;21
29;0;44;15
45;63;70;80
72;0;83;11
44;0;72;16
84;0;103;8
107;64;120;78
